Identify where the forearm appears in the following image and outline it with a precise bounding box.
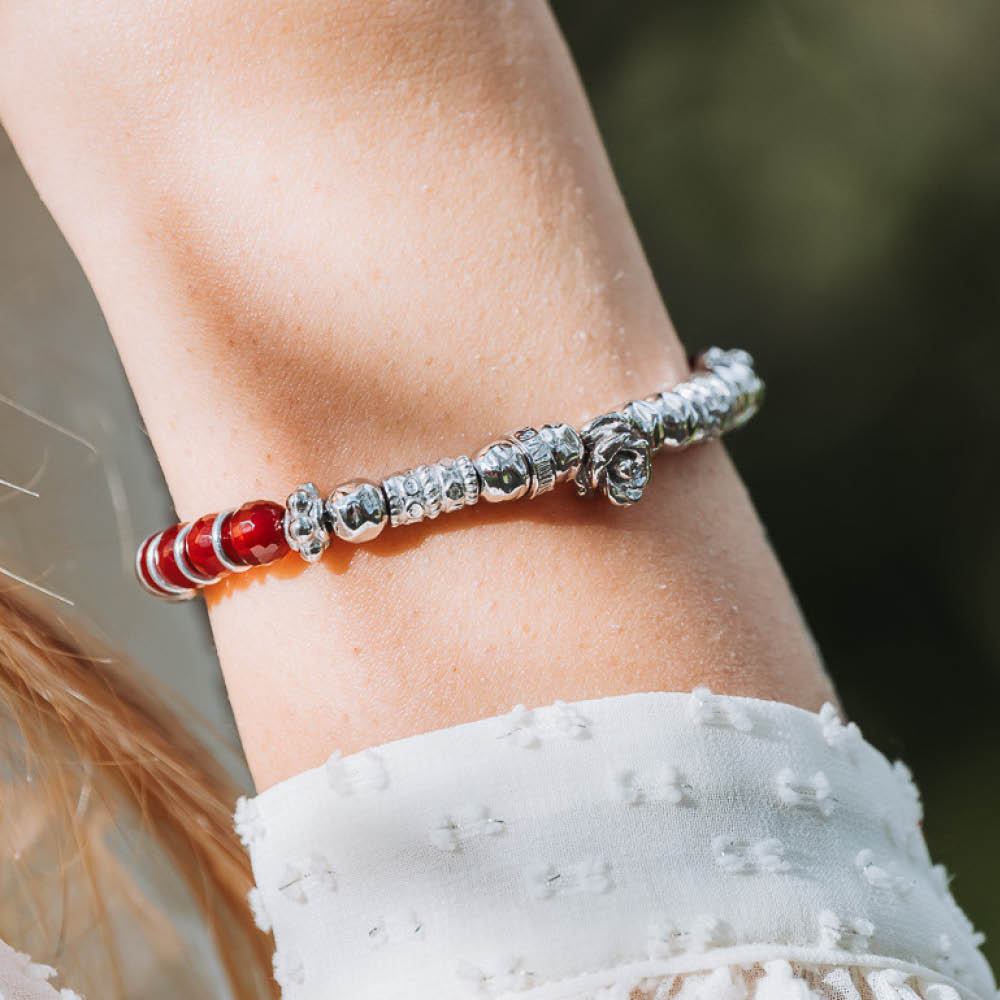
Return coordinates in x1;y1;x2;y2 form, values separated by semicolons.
0;0;832;788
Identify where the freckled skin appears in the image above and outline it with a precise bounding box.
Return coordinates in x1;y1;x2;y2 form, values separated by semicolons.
0;0;834;789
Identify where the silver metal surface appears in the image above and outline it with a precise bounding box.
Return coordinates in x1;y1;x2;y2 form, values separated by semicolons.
283;483;330;562
211;509;252;573
382;455;481;527
575;411;653;506
474;439;532;503
326;479;388;544
135;534;167;598
145;530;197;599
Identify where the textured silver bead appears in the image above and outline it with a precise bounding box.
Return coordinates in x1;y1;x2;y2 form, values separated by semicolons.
698;372;735;437
283;483;330;563
382;456;480;527
326;479;388;544
622;398;666;451
697;350;764;429
646;390;698;450
575;412;652;506
475;423;583;503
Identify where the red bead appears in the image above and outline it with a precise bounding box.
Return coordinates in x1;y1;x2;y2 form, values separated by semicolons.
156;524;194;590
137;533;170;596
224;501;289;567
185;513;227;579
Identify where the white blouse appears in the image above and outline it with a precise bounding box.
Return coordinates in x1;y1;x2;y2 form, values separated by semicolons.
238;690;993;1000
3;690;995;1000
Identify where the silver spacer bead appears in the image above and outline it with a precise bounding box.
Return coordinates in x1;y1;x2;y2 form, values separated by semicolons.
510;427;555;498
326;479;388;544
283;483;330;563
212;510;253;573
144;530;197;599
174;522;220;586
382;456;481;527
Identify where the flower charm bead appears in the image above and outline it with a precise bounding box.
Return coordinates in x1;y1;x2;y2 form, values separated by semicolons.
284;482;331;563
575;412;653;506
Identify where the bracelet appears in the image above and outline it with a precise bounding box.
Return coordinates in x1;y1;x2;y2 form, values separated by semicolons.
135;347;763;600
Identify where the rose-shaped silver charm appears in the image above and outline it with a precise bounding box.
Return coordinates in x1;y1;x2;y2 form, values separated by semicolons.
574;412;652;506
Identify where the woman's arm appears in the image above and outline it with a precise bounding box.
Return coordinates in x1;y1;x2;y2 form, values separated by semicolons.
0;0;832;788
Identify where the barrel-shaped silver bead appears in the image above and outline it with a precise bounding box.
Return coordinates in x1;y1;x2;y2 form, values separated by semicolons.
326;479;389;544
381;455;480;527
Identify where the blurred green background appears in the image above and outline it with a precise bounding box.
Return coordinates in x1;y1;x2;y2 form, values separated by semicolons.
552;0;1000;962
0;0;996;978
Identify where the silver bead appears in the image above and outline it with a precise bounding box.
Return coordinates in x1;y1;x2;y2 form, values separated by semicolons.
575;412;652;506
622;397;666;451
136;531;196;600
212;510;252;573
698;373;734;437
474;439;531;503
326;479;388;544
283;483;330;563
475;423;582;503
382;456;480;526
647;390;698;449
694;346;755;374
538;423;585;484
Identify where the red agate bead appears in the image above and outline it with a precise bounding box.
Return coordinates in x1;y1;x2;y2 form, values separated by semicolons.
136;499;290;600
184;513;228;579
224;501;289;566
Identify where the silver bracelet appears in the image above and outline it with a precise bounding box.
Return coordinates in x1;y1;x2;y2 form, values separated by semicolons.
136;347;763;599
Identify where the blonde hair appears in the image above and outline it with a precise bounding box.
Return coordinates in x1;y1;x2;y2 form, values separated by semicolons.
0;589;276;998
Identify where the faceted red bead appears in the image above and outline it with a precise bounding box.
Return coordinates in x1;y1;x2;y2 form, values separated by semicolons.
137;533;170;595
224;501;289;567
185;513;227;579
157;523;194;590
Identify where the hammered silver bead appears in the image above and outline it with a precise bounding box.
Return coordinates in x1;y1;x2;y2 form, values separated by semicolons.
698;372;734;437
475;440;532;503
647;390;698;450
283;482;330;563
326;479;388;544
538;423;585;484
622;398;667;451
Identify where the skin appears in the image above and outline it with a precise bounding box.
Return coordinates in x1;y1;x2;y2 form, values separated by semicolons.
0;0;833;789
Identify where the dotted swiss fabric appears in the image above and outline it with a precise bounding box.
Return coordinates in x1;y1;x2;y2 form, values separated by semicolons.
237;691;997;1000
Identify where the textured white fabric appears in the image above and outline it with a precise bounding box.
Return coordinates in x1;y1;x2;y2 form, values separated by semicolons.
0;941;81;1000
240;691;996;1000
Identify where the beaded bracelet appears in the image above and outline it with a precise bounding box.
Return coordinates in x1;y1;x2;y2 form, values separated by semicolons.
136;347;763;600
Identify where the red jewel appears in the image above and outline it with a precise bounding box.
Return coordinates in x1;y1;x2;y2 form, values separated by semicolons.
185;513;227;579
137;533;170;596
156;524;194;590
224;501;289;567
